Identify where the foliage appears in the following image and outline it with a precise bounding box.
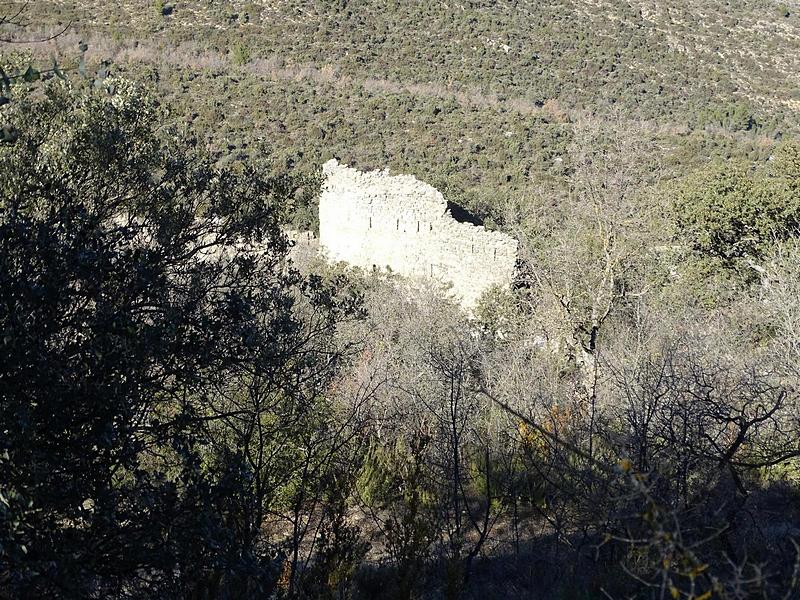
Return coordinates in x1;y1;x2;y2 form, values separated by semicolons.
11;0;799;228
0;76;359;598
360;434;437;600
3;2;800;598
673;142;800;263
230;42;251;66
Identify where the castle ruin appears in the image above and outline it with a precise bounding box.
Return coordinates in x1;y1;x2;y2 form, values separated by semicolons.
318;159;518;309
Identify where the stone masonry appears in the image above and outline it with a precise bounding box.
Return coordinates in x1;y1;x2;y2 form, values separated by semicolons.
318;159;518;309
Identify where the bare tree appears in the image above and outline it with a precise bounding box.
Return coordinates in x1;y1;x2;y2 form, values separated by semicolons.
0;2;71;44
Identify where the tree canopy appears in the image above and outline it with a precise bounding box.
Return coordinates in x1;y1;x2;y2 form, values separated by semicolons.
673;142;800;263
0;77;358;598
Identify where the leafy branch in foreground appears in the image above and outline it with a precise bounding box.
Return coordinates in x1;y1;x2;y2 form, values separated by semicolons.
0;75;361;598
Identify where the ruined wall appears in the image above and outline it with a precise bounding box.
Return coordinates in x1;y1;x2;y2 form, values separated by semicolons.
318;159;517;309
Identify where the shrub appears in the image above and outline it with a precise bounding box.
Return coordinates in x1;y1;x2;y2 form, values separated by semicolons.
231;42;251;66
673;148;800;262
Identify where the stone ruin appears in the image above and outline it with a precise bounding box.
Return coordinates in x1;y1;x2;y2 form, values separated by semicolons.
317;159;518;309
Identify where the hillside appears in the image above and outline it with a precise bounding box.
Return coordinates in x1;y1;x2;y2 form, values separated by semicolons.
32;0;800;118
13;0;800;224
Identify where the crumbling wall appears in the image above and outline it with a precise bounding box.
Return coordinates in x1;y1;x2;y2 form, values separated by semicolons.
318;159;517;309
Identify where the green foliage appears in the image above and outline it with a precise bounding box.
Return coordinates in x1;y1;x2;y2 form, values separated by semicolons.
295;467;370;599
357;434;436;599
674;162;766;260
357;436;434;509
285;168;323;233
0;76;354;597
666;253;749;309
771;139;800;194
231;42;251;66
673;145;800;262
696;100;758;131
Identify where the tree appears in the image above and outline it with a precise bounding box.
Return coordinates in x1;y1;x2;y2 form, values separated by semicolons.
673;141;800;264
509;118;663;467
0;76;356;598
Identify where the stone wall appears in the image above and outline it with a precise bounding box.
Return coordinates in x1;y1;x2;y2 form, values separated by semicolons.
318;159;518;309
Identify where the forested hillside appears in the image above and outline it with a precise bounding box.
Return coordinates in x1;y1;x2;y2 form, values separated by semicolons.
2;1;800;599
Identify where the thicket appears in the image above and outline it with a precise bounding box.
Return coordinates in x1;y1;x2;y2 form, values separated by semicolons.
0;73;365;598
674;143;800;262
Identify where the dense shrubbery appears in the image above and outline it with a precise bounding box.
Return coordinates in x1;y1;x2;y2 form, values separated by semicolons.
674;142;800;263
0;76;363;598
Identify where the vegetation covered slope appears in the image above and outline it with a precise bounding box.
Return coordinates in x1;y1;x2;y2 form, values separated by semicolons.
14;0;800;225
33;0;800;121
